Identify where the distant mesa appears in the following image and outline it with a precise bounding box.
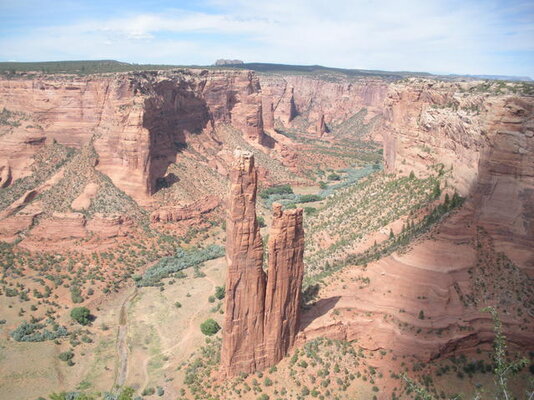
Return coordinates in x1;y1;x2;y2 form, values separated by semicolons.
214;59;244;66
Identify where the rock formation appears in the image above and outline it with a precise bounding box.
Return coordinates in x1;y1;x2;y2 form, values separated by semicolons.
315;114;327;136
222;150;305;376
0;70;267;203
221;150;267;375
264;204;305;365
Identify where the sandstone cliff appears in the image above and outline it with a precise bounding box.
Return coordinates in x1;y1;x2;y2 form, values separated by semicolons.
0;70;267;204
260;75;388;136
381;79;534;271
222;150;305;376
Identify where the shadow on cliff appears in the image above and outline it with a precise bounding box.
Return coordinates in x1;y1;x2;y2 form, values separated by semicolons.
299;296;341;331
143;79;211;195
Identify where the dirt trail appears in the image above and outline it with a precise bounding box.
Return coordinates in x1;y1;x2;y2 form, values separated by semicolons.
112;286;138;390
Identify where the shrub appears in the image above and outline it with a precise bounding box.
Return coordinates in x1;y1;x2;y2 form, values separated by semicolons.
257;216;267;228
208;296;216;303
10;321;68;342
59;351;74;362
175;302;182;308
328;173;341;181
215;286;225;300
142;387;155;396
298;194;322;203
70;307;91;325
260;184;293;199
200;318;221;336
418;310;425;320
137;245;224;287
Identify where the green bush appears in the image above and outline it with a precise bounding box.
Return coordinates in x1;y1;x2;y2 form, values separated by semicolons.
137;245;224;287
59;351;74;362
70;307;91;326
328;173;341;181
200;318;221;336
215;286;225;300
10;321;68;342
298;194;322;203
260;184;293;199
257;216;267;228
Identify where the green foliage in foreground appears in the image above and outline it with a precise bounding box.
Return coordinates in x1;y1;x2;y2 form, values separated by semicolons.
10;321;68;342
200;318;221;336
402;307;530;400
136;244;224;287
70;307;91;326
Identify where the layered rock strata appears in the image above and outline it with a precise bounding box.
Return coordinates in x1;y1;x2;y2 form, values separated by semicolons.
222;150;305;376
0;70;266;203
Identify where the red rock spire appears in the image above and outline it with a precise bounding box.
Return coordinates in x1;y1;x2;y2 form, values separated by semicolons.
221;151;305;377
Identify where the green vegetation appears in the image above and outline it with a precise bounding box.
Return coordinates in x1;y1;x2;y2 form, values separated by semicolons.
136;244;224;287
215;286;225;300
58;351;74;362
200;318;221;336
260;184;294;199
70;307;91;326
305;183;464;287
10;321;68;342
305;171;450;276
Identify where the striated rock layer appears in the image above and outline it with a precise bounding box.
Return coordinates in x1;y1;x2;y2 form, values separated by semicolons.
0;70;266;203
222;150;305;377
381;79;534;271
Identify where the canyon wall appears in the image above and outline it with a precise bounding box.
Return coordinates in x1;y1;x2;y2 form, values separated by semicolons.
260;75;388;134
381;79;534;271
222;150;305;376
0;70;266;203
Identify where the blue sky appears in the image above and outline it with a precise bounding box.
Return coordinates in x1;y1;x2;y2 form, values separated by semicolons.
1;0;533;77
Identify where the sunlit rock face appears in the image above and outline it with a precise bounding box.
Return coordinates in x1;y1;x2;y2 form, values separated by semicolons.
221;150;305;377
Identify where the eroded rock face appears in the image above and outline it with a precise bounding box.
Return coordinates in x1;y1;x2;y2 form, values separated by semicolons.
264;204;305;365
380;79;534;270
221;150;267;375
0;70;266;203
222;151;305;376
261;75;388;132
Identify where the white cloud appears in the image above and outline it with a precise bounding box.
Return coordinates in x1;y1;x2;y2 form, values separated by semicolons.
1;0;533;76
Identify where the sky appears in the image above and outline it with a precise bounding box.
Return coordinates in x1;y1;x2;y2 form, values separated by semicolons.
0;0;533;77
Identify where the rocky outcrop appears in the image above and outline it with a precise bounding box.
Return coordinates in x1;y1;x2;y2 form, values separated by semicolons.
264;204;305;365
150;196;219;223
316;114;327;136
222;150;305;377
221;149;267;375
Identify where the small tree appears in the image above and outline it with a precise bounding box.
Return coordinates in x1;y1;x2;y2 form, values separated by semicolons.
200;318;221;336
215;286;225;300
483;306;528;400
70;307;91;326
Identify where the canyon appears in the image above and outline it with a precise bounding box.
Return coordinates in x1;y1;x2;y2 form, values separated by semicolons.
0;65;532;399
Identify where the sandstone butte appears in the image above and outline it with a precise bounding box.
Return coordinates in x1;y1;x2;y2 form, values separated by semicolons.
221;150;304;377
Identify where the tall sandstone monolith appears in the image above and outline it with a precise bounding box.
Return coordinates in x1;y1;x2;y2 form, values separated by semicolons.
221;149;267;375
264;203;305;365
222;150;305;377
